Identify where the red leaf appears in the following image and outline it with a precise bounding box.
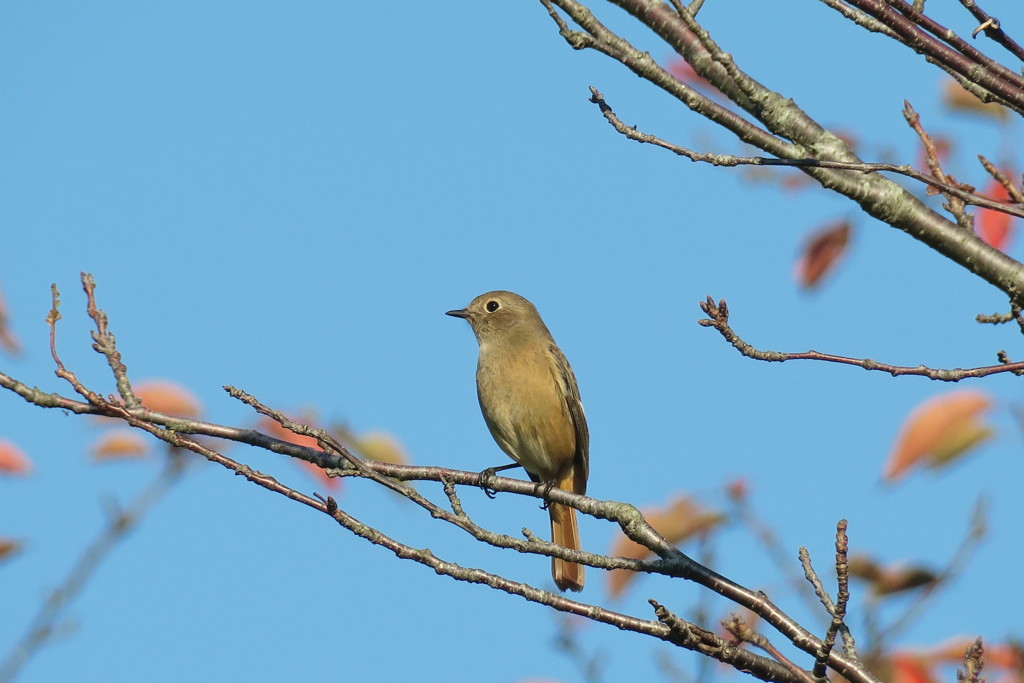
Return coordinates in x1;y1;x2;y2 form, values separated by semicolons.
976;177;1017;251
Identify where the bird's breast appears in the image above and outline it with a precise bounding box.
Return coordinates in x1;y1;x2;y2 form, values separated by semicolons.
475;344;576;481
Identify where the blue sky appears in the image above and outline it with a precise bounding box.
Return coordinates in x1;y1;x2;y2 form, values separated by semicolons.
2;2;1023;682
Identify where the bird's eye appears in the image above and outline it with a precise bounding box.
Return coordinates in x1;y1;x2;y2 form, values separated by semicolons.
486;300;500;313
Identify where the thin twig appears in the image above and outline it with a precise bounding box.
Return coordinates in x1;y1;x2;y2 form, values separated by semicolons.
813;521;854;678
978;155;1024;204
82;274;140;409
799;547;858;661
652;601;799;682
903;101;972;228
722;615;818;683
699;296;1024;380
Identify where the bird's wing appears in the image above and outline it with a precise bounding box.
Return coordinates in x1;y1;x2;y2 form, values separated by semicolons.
550;343;589;492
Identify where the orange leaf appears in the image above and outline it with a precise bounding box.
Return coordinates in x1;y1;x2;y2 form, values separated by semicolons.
606;496;724;598
134;380;202;418
0;538;24;562
794;220;852;289
885;390;992;481
976;177;1017;251
92;430;149;461
0;440;32;475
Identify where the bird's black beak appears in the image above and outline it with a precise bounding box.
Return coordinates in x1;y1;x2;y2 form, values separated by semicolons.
446;308;469;319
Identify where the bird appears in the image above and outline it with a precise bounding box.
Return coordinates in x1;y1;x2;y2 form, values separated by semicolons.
447;291;589;592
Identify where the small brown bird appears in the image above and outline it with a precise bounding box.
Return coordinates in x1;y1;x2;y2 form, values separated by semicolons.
447;291;589;592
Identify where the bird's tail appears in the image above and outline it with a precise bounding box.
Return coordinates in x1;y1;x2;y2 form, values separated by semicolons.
550;471;584;592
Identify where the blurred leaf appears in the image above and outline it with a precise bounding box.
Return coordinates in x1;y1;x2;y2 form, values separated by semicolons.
91;430;149;461
927;636;1024;671
915;135;951;175
794;219;852;290
606;496;724;599
891;653;938;683
873;566;938;596
885;390;993;482
0;440;32;475
976;176;1017;251
353;431;408;465
942;79;1008;120
725;477;749;502
927;421;993;468
849;554;938;596
134;380;202;418
0;282;21;355
333;425;409;466
666;57;722;99
0;538;24;562
847;554;883;582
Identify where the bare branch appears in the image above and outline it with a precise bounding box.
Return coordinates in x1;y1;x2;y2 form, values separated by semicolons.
0;457;187;682
1;275;887;683
699;296;1024;381
652;601;801;683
